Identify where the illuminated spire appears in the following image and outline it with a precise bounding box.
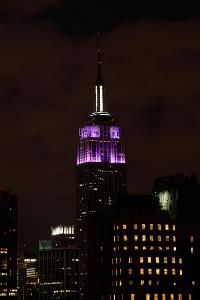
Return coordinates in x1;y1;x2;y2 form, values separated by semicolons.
94;32;108;114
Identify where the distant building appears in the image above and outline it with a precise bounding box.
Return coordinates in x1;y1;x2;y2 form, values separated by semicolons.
39;225;79;300
0;189;17;298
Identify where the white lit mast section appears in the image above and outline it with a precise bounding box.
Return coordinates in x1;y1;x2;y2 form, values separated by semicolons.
93;36;110;116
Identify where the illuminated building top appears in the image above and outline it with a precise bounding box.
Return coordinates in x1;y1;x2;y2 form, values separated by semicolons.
77;34;125;165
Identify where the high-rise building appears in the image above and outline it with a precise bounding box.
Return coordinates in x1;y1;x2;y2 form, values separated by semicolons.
39;225;79;300
0;189;17;298
76;39;127;299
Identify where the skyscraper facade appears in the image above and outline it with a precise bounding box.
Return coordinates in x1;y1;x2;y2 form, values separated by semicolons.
76;41;127;299
0;189;17;299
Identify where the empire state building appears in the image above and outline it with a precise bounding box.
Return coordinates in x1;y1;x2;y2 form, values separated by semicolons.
76;39;127;299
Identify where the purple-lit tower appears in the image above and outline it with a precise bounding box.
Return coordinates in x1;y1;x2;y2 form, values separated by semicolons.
76;39;127;299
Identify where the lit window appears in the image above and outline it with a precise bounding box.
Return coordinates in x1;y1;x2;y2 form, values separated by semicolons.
189;294;192;300
158;246;163;251
165;224;169;230
146;294;150;300
142;224;146;230
149;280;152;285
135;246;138;250
113;247;116;252
172;225;176;231
164;257;167;263
192;281;195;286
148;268;152;275
148;257;151;263
156;257;159;263
134;235;138;241
179;258;182;264
180;269;183;275
119;280;122;286
129;268;133;275
172;269;176;275
157;280;160;286
131;294;135;300
123;235;128;241
170;294;174;300
123;224;127;230
191;247;193;254
158;224;161;230
116;225;119;230
128;257;133;264
124;246;127;251
190;236;193;243
114;236;116;242
129;280;133;286
150;224;153;230
154;294;158;300
164;269;168;275
143;246;147;250
158;235;162;241
140;257;144;263
173;247;176;252
156;269;160;275
162;294;166;300
150;235;154;241
173;236;176;242
141;280;144;286
166;236;169;241
142;235;146;241
172;257;175;264
140;268;144;275
150;246;154;250
178;294;182;300
134;224;138;230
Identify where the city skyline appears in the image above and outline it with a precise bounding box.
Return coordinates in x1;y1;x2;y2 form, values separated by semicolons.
0;3;200;244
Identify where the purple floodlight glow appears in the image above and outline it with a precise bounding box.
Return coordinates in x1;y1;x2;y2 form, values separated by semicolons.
79;126;100;139
110;126;120;139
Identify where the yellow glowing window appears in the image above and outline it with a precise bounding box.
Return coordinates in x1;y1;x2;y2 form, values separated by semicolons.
116;225;119;230
178;294;182;300
170;295;174;300
173;247;176;251
164;269;168;275
124;246;127;251
146;294;150;300
149;280;152;285
150;235;154;241
134;224;138;230
172;225;176;231
134;246;138;250
123;235;128;241
150;246;154;250
129;268;133;275
191;247;194;254
143;246;147;250
140;268;144;275
128;257;132;264
113;225;116;230
166;246;169;250
158;246;163;251
162;294;166;300
119;280;122;286
192;281;195;286
131;294;135;300
158;235;162;241
190;236;194;242
141;280;144;285
148;257;151;263
156;269;160;275
180;269;183;275
172;269;176;275
158;224;161;230
154;294;158;300
114;236;116;242
148;268;152;275
166;236;169;241
164;257;167;263
156;257;159;263
142;235;146;241
142;224;146;230
134;235;138;241
150;224;153;230
165;224;169;230
173;236;176;242
113;247;116;252
189;294;192;300
140;257;144;263
179;258;182;264
172;257;175;264
123;224;127;230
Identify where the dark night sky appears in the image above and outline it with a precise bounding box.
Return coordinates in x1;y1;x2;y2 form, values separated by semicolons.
0;1;200;247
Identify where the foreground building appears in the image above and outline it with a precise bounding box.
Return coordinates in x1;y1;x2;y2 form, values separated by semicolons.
39;225;79;300
0;189;17;298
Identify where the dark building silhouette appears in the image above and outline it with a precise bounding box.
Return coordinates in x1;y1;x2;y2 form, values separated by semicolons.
76;39;126;299
39;225;79;300
0;189;17;298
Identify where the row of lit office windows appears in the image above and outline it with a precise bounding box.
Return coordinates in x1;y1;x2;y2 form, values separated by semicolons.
109;294;189;300
114;224;176;231
114;235;176;242
113;245;177;252
130;257;182;264
112;268;182;276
